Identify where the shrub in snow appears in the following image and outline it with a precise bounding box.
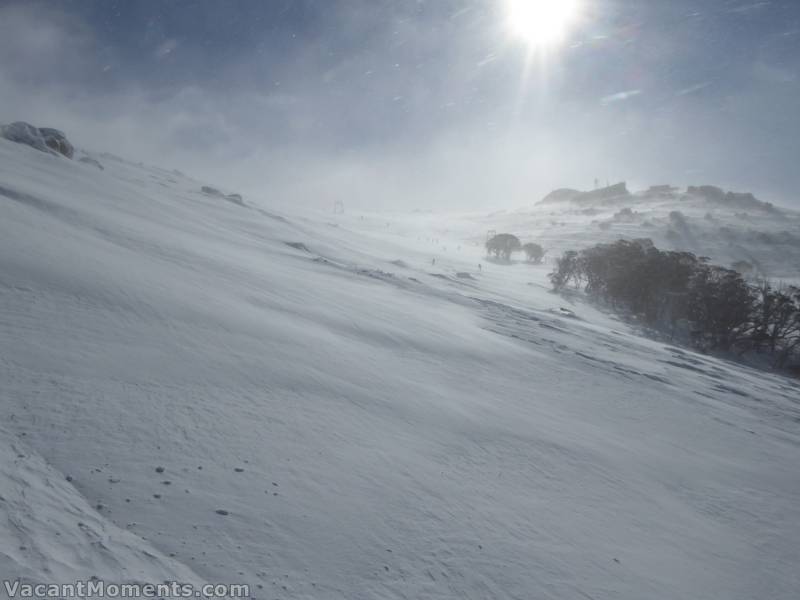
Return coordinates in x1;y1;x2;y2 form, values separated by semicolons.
550;239;800;366
687;266;754;351
745;283;800;366
0;122;74;158
522;242;545;264
485;233;521;261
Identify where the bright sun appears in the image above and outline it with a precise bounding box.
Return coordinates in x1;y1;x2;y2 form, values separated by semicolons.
506;0;581;47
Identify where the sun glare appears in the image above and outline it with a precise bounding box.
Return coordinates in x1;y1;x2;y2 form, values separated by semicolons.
506;0;581;47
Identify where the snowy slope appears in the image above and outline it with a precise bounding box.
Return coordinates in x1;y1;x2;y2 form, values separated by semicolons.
1;138;799;599
0;426;204;586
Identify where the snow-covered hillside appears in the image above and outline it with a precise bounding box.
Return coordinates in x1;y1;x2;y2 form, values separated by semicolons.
1;138;799;599
397;183;800;284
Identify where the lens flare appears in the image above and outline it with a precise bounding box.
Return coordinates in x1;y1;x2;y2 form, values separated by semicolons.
506;0;581;47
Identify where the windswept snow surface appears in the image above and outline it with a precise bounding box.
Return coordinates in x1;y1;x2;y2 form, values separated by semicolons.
0;138;799;599
0;426;203;586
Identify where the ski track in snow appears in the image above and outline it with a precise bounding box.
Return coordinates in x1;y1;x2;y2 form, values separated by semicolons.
0;139;799;599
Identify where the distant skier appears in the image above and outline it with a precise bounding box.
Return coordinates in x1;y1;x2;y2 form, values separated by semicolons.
431;258;436;266
478;263;482;272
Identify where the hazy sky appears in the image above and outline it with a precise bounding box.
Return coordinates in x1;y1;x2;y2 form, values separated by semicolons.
1;0;798;209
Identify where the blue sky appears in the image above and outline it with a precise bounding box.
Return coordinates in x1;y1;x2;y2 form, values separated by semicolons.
1;0;798;208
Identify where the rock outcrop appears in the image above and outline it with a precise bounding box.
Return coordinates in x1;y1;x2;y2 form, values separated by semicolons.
687;185;726;203
540;188;582;204
539;182;630;205
687;185;777;213
78;156;104;170
0;122;74;158
39;127;74;158
201;186;245;206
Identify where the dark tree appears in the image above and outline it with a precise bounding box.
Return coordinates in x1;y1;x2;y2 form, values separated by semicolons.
750;283;800;365
549;239;800;369
687;265;753;351
522;243;545;264
486;234;522;261
549;250;581;290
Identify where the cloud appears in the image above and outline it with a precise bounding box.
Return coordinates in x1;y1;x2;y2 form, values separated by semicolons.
155;39;179;60
600;89;642;105
676;82;712;96
0;3;95;84
0;1;798;211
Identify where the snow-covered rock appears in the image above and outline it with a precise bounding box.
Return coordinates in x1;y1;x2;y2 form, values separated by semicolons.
38;127;75;159
78;156;104;170
539;182;631;205
0;121;74;158
539;187;582;204
201;185;245;205
200;185;222;196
